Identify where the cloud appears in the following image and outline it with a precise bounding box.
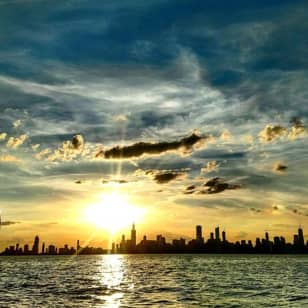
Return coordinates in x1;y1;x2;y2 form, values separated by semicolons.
1;221;19;226
0;154;20;163
273;162;288;173
6;134;28;149
200;177;241;194
182;177;242;195
135;168;188;184
31;144;40;151
290;207;308;217
220;129;232;141
96;132;212;159
259;125;287;143
250;207;262;213
101;179;128;184
34;148;51;160
259;120;307;143
201;161;220;173
288;118;306;140
12;119;22;128
114;114;129;122
44;134;88;162
0;133;7;141
153;171;185;184
184;185;196;194
71;134;84;150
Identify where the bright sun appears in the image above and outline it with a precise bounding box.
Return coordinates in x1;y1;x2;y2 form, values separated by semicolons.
84;192;145;233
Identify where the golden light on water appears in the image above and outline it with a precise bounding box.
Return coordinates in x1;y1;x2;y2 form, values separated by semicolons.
98;255;126;308
84;192;145;233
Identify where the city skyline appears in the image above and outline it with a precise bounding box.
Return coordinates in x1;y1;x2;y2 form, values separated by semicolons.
1;223;307;255
0;1;308;247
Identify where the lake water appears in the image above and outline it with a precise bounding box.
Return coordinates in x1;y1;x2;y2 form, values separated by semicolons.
0;254;307;307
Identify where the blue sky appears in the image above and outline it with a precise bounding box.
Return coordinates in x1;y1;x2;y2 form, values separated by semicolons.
0;0;307;247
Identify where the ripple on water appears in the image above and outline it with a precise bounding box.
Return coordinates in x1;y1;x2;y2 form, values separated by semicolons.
0;255;308;307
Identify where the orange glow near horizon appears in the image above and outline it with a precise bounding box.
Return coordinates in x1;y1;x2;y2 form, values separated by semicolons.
84;191;146;234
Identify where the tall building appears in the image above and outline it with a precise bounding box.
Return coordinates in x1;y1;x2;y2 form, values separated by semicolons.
32;235;39;255
41;242;45;255
293;234;299;246
24;244;29;254
120;234;126;252
265;232;269;242
222;230;226;242
215;226;220;241
131;223;136;247
196;225;202;240
298;227;304;247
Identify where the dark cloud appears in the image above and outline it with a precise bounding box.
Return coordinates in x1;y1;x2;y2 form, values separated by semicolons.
272;205;279;210
135;168;187;184
96;132;212;159
75;180;82;184
204;177;222;187
116;179;128;184
1;221;19;226
153;172;184;184
184;190;195;195
201;177;241;194
71;134;84;150
273;162;288;172
250;207;262;213
183;177;242;195
186;185;196;191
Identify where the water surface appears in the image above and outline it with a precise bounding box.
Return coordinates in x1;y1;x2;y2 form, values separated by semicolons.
0;254;307;307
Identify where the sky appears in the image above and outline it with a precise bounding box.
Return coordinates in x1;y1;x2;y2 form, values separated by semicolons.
0;0;307;249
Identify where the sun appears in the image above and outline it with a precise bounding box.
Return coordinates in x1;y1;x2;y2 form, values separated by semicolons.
84;192;145;233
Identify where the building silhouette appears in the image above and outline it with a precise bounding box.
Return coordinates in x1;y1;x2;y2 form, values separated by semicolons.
196;225;204;243
1;225;307;256
215;226;220;241
32;235;39;255
131;223;136;248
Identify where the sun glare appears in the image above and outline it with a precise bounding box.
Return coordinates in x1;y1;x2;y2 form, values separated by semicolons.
84;192;145;233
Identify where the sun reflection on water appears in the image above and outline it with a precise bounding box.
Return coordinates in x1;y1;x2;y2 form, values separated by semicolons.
98;255;125;307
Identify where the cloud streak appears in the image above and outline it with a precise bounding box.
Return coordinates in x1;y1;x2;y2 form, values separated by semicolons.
96;132;212;159
0;221;19;226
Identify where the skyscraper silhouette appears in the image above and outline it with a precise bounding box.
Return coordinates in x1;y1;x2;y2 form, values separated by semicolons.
131;223;136;248
215;226;220;241
222;230;226;242
196;225;202;239
32;235;39;255
298;227;304;248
